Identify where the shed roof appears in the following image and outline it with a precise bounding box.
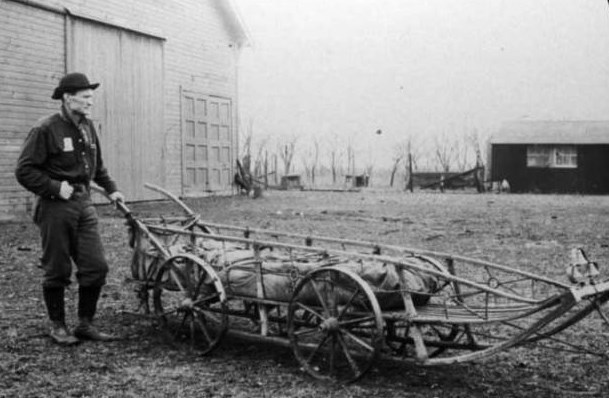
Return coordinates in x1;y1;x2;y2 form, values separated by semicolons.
490;120;609;144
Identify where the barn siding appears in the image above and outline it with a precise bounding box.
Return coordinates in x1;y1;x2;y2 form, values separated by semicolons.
1;0;242;219
0;0;65;219
71;19;165;201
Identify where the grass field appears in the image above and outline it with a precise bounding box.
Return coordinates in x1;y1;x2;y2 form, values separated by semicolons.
1;189;608;397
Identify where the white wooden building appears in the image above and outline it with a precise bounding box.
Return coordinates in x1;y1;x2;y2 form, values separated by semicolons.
0;0;248;219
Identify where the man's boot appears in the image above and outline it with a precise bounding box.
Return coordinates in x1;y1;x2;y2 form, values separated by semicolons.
42;286;79;345
74;285;116;341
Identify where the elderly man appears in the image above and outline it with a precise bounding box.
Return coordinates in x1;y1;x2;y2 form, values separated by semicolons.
15;72;124;345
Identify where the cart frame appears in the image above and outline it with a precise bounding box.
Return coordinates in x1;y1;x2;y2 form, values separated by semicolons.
98;184;609;383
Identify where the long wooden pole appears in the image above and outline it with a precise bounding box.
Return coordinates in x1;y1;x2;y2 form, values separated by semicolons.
408;153;413;192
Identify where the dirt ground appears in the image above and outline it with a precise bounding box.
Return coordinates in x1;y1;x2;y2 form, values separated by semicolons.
1;189;609;398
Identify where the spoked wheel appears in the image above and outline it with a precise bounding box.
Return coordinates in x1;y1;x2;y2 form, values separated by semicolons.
153;254;228;355
288;266;384;383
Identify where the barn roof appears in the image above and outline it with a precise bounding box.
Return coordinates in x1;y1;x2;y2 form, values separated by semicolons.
217;0;250;47
490;120;609;144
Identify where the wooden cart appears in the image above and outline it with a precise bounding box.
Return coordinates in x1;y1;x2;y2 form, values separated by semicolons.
100;184;609;383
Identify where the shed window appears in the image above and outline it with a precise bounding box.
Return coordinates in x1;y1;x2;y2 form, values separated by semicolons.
526;145;577;168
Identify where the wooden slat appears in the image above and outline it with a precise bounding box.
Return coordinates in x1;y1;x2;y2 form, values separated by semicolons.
381;302;552;324
72;19;164;202
0;50;64;67
0;0;64;217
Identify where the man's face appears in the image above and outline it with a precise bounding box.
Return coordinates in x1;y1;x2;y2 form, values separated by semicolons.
65;89;94;117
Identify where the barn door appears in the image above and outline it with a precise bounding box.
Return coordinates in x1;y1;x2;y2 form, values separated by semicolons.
182;91;233;196
71;19;165;201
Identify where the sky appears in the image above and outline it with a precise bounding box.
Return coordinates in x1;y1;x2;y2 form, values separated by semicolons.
233;0;609;171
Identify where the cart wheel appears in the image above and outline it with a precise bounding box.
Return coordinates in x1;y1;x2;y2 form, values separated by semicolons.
153;254;228;355
288;266;384;383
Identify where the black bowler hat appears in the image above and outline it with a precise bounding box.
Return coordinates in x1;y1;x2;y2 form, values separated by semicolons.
51;72;100;100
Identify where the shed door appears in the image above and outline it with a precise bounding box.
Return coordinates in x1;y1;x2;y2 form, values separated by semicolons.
71;20;165;201
182;92;233;196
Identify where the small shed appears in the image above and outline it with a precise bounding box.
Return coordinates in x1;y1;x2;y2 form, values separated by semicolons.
280;175;303;190
489;121;609;193
345;174;369;188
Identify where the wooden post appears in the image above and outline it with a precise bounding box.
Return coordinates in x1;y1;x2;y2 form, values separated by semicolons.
274;154;278;185
446;257;476;346
407;153;414;192
254;244;269;336
264;151;268;189
397;264;428;361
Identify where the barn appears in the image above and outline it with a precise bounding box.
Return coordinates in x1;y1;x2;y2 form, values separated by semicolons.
488;120;609;194
0;0;248;220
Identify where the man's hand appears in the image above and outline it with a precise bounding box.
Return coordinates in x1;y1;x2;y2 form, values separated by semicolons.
108;191;125;203
59;181;74;200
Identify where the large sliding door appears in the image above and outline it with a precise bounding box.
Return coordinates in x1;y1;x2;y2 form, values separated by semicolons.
71;19;165;200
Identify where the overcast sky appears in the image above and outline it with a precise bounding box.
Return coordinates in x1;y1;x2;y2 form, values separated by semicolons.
233;0;609;170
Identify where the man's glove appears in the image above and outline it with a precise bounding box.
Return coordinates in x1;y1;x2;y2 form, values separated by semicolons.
108;191;125;203
59;181;74;200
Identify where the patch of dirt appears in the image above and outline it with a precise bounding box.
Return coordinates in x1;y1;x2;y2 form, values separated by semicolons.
1;190;609;397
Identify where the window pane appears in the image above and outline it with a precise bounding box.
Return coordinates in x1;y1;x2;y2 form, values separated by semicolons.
527;145;551;167
527;145;577;168
555;145;577;168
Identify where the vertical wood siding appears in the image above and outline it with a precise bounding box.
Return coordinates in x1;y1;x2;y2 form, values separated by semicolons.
72;19;165;201
1;0;241;218
0;1;65;219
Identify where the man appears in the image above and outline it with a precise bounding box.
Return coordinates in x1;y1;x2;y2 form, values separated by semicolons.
15;72;125;345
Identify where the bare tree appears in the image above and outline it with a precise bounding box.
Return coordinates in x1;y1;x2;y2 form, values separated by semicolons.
346;140;355;177
239;118;254;169
327;134;342;184
466;128;485;167
389;142;406;187
453;137;470;172
330;150;339;183
301;137;321;186
235;119;272;193
278;137;297;176
388;136;420;191
234;118;255;193
402;138;418;191
466;128;486;192
364;164;373;186
301;156;311;181
252;137;269;178
311;138;319;185
434;131;456;172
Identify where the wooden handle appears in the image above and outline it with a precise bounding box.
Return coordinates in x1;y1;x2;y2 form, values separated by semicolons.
144;183;195;216
90;184;131;217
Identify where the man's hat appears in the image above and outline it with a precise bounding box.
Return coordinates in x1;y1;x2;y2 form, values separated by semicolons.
51;72;100;100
